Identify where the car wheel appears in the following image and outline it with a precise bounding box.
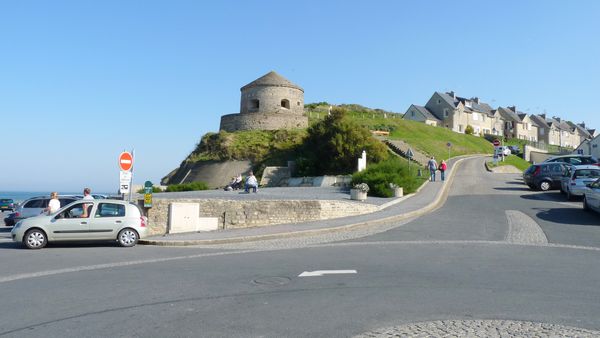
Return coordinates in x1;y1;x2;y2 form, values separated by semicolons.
539;181;551;191
583;196;591;211
117;228;139;247
24;229;47;249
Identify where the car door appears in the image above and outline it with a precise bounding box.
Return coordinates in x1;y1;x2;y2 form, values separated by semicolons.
550;164;565;188
87;202;126;239
587;179;600;211
48;202;91;240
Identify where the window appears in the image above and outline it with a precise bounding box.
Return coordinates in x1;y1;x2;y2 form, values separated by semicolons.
281;99;290;109
574;169;600;179
444;109;449;117
58;203;88;219
249;99;259;110
540;128;545;135
411;111;415;117
95;203;125;217
459;125;463;132
473;113;479;121
297;101;300;106
437;99;441;104
24;199;46;208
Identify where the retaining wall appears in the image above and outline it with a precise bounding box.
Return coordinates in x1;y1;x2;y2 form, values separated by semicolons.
144;199;378;236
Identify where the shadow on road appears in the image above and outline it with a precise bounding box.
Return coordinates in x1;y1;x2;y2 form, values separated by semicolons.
0;241;120;250
494;187;531;192
535;207;600;226
505;181;525;185
520;192;564;202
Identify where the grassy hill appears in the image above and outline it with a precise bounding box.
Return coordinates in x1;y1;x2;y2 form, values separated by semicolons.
174;103;494;179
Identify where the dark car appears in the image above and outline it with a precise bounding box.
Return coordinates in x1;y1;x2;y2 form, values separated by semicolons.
508;145;520;154
0;199;15;212
543;155;599;166
523;162;568;191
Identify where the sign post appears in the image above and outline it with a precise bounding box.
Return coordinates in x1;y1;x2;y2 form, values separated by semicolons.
406;148;414;174
446;142;452;160
119;151;134;200
143;181;153;208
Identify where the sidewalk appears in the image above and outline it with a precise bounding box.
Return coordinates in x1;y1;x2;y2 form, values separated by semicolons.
139;156;474;246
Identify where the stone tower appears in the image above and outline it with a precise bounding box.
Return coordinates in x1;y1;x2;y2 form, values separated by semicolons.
219;71;308;132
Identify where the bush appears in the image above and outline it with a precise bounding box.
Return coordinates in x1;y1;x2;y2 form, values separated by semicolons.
165;181;210;192
465;125;474;135
351;157;426;197
296;107;389;176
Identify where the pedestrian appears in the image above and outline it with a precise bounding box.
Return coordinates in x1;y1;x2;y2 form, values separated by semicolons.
439;160;448;181
43;192;60;215
81;187;94;218
244;171;258;193
427;157;438;182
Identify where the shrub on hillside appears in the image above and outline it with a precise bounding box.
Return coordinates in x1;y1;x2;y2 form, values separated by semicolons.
351;157;425;197
465;125;474;135
166;181;209;192
296;107;389;176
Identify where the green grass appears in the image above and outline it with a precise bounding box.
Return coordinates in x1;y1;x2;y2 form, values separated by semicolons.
486;155;531;172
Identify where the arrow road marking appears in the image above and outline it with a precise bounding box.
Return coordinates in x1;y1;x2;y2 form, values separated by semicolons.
298;270;357;277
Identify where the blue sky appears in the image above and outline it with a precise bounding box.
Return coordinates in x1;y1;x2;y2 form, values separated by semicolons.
1;0;599;192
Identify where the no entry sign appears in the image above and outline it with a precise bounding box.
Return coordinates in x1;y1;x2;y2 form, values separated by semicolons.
493;139;501;147
119;152;133;171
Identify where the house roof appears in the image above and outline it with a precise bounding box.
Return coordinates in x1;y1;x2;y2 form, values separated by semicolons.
241;71;303;91
435;92;458;107
497;107;522;123
530;114;549;128
456;96;493;115
412;105;440;121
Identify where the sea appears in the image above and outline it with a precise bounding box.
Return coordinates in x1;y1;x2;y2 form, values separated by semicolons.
0;191;111;204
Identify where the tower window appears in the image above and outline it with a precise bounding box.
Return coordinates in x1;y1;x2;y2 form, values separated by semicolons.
249;99;259;110
281;99;290;109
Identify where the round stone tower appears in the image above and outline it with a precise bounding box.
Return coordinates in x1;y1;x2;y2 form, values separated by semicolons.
220;71;308;132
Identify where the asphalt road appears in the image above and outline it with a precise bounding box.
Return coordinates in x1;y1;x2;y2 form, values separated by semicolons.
1;157;600;337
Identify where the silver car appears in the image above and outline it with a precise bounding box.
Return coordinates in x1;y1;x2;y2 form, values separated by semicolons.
560;165;600;200
583;178;600;214
11;199;147;249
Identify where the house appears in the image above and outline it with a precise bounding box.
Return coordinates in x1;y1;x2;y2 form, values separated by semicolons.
530;114;551;145
496;106;538;141
406;91;499;135
567;121;593;147
403;104;441;126
576;133;600;158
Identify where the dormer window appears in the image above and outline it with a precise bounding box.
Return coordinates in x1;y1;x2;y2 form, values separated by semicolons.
281;99;290;109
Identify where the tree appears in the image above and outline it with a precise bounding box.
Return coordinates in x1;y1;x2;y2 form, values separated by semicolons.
465;124;474;135
296;107;388;175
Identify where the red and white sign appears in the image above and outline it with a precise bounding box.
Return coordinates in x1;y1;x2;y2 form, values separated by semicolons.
493;139;501;147
119;152;133;171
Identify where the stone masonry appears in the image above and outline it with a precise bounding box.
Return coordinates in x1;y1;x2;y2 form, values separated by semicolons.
144;199;378;236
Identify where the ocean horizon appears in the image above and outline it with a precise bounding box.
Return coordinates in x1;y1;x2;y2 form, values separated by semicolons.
0;191;112;203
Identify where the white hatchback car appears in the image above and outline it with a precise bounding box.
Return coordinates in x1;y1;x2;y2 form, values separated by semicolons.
583;178;600;214
11;199;147;249
560;165;600;200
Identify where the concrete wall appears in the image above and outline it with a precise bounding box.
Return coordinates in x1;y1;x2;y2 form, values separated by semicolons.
164;160;252;188
143;199;378;236
523;144;548;162
220;112;308;132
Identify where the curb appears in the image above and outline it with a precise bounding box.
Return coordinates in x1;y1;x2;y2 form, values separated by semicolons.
139;155;478;246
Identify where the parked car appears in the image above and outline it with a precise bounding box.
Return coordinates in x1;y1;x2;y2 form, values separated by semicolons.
560;165;600;200
4;195;78;226
508;145;520;154
11;199;147;249
0;198;15;212
543;155;600;166
523;162;568;191
583;178;600;214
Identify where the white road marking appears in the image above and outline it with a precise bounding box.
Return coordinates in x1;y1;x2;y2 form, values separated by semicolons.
298;270;357;277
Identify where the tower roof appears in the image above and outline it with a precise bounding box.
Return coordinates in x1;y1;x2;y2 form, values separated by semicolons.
241;71;303;92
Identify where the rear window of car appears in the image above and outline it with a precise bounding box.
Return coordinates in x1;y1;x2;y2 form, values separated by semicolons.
23;199;46;208
95;203;125;217
0;199;13;203
574;169;600;179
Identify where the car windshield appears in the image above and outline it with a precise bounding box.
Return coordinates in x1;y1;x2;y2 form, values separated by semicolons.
574;169;600;179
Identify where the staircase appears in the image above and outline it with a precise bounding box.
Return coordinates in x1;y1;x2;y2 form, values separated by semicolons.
384;140;430;166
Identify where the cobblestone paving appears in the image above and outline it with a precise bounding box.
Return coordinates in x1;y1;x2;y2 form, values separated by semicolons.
354;320;600;337
505;210;548;245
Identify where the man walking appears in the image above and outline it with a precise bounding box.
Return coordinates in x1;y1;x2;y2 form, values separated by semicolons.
427;157;438;182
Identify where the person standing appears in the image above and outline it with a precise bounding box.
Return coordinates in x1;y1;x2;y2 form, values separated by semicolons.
427;157;438;182
44;192;60;215
439;160;448;181
81;187;94;218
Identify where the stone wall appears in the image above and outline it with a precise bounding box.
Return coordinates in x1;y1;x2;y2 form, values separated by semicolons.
143;199;378;236
220;112;308;132
240;86;304;116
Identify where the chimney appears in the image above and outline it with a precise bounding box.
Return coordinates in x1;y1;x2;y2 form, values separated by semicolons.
448;91;456;99
540;113;546;119
471;97;480;104
553;116;561;122
580;121;586;128
508;106;516;112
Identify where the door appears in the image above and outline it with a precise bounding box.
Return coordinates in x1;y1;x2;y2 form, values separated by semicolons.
588;179;600;210
87;202;126;239
49;202;91;240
